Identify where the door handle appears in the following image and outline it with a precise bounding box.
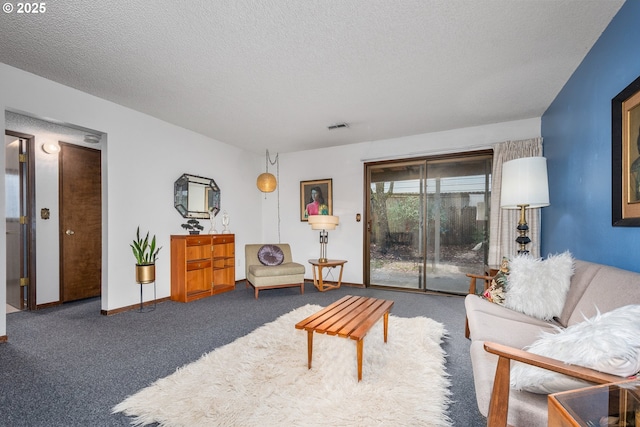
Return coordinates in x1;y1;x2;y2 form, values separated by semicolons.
66;229;75;235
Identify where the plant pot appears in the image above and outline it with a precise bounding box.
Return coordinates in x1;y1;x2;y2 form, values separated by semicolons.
135;263;156;284
189;230;200;235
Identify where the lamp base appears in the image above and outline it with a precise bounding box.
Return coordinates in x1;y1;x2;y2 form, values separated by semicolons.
318;230;328;263
516;204;531;255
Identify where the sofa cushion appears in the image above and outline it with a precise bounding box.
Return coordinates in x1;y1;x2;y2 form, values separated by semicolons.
511;304;640;394
257;244;284;266
504;251;574;321
248;262;305;277
568;264;640;325
556;260;602;327
483;257;509;305
465;295;557;349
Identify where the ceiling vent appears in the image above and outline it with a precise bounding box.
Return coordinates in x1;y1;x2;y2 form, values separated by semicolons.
327;123;349;130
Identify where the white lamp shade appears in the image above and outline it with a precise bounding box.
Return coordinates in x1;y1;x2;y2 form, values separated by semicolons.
308;215;339;230
500;156;550;209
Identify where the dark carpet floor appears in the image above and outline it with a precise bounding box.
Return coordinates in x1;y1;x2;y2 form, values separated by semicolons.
0;282;486;426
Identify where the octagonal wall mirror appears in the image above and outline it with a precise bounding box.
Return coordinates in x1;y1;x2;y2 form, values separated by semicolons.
174;173;220;219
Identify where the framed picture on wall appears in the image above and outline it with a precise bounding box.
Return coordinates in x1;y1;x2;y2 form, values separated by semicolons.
300;178;332;221
612;74;640;226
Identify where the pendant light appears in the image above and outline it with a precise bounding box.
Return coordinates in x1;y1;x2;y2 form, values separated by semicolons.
257;149;278;193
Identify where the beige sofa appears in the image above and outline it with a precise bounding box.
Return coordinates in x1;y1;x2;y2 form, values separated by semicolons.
244;244;305;299
465;259;640;426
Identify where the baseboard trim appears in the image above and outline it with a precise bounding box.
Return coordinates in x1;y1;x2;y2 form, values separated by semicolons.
100;280;365;315
0;335;7;343
36;301;62;310
100;297;171;316
340;281;365;288
303;279;365;289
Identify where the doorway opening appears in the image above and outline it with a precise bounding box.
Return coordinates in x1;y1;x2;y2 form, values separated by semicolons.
5;110;104;311
364;151;492;294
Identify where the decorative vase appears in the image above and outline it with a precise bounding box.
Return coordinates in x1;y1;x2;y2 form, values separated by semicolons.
222;211;231;234
209;212;218;234
135;263;156;284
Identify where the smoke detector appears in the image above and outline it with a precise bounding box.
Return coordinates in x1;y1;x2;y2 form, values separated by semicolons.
84;134;101;144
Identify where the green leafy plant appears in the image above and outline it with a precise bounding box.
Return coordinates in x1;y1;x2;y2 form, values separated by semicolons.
131;226;162;265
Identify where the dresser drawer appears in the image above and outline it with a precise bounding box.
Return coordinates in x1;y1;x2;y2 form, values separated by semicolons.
212;235;234;245
186;236;211;246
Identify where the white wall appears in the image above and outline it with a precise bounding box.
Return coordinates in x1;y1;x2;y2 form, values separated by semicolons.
263;118;541;284
0;61;540;338
0;63;262;338
36;136;68;304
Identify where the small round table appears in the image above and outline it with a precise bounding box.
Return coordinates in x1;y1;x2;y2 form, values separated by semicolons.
308;259;347;292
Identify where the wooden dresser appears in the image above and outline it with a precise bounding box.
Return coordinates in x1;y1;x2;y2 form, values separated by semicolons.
170;234;235;302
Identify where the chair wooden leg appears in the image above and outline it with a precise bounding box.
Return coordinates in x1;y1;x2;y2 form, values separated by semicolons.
487;355;511;427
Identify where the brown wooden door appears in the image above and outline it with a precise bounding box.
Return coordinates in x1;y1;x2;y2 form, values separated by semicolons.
59;142;101;302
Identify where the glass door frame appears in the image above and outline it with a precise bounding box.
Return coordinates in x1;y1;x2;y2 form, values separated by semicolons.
363;150;492;293
5;130;36;310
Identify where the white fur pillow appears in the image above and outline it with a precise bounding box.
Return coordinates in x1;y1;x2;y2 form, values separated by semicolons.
511;304;640;394
504;251;574;320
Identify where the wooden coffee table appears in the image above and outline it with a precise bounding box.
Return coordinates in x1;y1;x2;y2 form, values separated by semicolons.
295;295;394;381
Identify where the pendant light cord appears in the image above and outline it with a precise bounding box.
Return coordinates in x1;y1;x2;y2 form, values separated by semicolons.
265;150;281;243
276;156;280;243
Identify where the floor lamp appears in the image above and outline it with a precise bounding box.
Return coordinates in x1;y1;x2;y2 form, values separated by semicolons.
308;215;339;263
500;156;550;255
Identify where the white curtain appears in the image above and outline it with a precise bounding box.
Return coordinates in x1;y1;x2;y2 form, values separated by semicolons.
488;138;543;265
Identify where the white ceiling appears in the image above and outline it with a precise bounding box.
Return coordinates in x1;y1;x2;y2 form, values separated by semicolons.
0;1;624;154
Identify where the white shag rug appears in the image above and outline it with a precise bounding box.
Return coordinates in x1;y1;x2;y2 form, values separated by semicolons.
113;304;452;427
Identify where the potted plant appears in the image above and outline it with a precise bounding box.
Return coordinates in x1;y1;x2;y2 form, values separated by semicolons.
181;219;204;235
131;226;162;284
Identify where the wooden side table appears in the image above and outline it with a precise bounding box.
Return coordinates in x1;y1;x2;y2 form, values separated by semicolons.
548;379;640;427
308;259;347;292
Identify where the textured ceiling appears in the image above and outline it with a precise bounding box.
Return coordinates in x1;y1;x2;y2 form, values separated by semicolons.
0;1;624;153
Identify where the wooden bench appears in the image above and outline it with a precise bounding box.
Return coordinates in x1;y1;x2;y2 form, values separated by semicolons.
295;295;394;381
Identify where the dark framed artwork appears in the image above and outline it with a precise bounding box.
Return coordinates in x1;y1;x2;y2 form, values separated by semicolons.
612;74;640;226
300;178;332;221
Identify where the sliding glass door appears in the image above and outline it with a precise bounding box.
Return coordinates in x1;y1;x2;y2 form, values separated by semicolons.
365;152;491;294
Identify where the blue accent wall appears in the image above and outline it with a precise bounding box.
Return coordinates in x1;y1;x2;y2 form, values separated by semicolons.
541;0;640;271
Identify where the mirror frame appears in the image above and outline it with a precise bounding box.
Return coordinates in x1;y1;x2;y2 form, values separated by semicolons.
174;173;221;219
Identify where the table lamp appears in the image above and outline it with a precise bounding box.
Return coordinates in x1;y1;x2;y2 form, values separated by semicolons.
308;215;339;263
500;156;550;254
